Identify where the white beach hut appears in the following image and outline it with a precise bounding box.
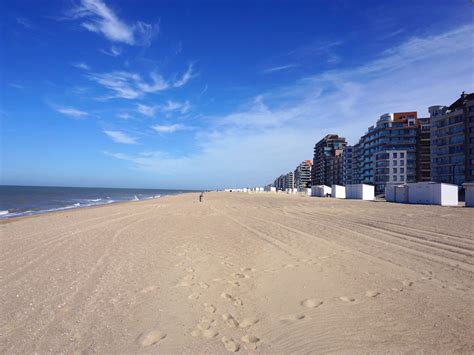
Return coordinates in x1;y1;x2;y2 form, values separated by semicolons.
331;185;346;199
311;185;331;197
406;182;458;206
463;183;474;207
346;184;374;200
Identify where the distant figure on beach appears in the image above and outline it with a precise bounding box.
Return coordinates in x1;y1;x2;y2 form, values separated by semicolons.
199;192;204;202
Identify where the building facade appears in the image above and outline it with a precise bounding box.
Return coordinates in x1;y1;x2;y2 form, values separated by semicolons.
430;92;474;186
294;160;312;189
311;134;347;186
342;146;353;186
352;112;419;194
374;150;408;186
285;171;295;190
416;116;431;182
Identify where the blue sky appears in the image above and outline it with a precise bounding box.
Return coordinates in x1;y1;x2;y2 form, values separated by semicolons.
1;0;473;189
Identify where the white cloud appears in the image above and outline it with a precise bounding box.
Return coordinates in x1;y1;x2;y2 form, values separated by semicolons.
55;106;89;118
262;64;298;74
162;100;191;114
71;62;90;70
105;24;474;189
136;103;157;117
103;130;138;144
151;124;187;133
70;0;157;46
117;112;131;119
173;63;196;87
87;64;196;99
100;45;122;57
16;17;35;29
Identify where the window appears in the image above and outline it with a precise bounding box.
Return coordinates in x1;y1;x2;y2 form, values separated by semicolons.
393;152;398;158
400;175;405;181
393;168;398;173
400;152;405;158
400;160;405;166
393;160;397;166
393;175;397;181
400;168;405;173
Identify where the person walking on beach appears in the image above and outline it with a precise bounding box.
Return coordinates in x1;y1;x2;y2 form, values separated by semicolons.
199;192;204;202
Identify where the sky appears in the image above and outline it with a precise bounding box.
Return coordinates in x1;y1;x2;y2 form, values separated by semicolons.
1;0;473;190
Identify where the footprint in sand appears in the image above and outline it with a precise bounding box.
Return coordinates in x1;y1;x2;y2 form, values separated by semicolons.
188;292;200;300
199;282;210;289
203;303;216;314
183;274;194;281
402;280;414;287
242;334;260;350
197;318;215;330
222;313;240;328
365;290;381;298
138;330;167;347
186;267;195;273
280;314;305;323
241;267;256;272
339;296;356;302
221;293;243;306
301;299;323;308
232;273;249;279
239;317;259;329
222;336;239;352
202;329;219;338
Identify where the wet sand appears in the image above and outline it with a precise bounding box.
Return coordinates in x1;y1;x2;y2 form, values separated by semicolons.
0;192;473;353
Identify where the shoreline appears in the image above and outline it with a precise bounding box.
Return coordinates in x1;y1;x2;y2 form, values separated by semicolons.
0;191;197;225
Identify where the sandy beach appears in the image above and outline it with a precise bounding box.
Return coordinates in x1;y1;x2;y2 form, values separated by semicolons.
0;192;473;353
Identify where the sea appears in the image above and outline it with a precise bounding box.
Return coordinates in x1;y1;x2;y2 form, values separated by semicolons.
0;185;194;219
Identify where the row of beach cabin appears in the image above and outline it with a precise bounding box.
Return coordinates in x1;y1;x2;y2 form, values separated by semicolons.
225;182;474;207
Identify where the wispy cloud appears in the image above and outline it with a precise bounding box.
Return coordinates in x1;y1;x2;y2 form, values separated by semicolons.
117;112;131;120
16;17;35;29
54;106;89;118
9;83;25;89
173;63;196;87
69;0;158;46
151;124;187;133
87;66;195;99
105;24;474;189
100;45;122;57
103;130;138;144
136;100;190;117
262;64;298;74
136;103;157;117
71;62;90;70
162;100;190;114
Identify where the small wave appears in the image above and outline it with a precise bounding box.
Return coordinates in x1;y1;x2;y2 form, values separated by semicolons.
89;198;102;202
0;210;9;216
133;195;139;201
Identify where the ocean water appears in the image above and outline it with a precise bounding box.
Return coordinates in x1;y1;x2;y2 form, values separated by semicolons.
0;185;194;219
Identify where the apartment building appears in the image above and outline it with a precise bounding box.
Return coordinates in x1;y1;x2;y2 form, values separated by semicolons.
285;171;295;190
342;146;353;186
430;92;474;186
416;116;431;182
294;160;312;189
374;150;408;186
311;134;347;186
352;112;419;194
